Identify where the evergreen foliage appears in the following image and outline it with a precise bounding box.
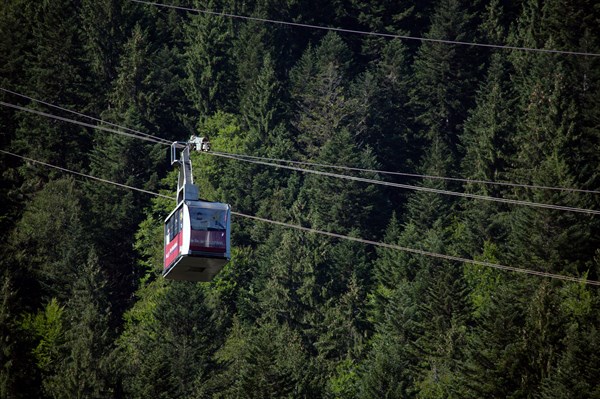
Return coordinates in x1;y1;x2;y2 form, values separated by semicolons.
2;1;600;397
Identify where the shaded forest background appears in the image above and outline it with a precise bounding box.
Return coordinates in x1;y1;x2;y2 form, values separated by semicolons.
1;0;600;397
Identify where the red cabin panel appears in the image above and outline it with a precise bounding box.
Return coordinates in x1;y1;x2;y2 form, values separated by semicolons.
164;231;182;269
190;230;226;253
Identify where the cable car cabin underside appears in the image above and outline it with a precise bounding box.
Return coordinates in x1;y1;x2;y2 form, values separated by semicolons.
164;199;231;282
163;253;228;282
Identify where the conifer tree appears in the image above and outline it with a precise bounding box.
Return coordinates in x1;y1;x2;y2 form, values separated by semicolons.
11;1;91;170
409;0;483;155
360;219;423;398
10;177;87;302
296;128;383;236
79;0;131;103
289;32;356;159
237;53;295;223
234;18;270;113
506;1;598;278
0;274;34;399
0;0;32;146
207;317;317;398
86;23;166;319
346;0;436;58
119;280;219;399
458;12;516;257
538;279;600;399
42;251;115;398
240;54;285;153
352;39;415;175
183;0;235;120
19;298;64;399
3;2;600;398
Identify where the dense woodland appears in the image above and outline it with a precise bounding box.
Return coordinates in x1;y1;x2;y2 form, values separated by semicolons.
1;0;600;397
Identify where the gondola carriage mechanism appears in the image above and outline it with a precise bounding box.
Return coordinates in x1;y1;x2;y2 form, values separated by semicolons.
163;136;231;281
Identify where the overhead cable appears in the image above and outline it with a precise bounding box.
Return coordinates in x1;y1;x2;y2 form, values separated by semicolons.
131;0;600;58
0;87;171;145
3;89;596;195
229;152;600;195
237;212;600;286
3;99;598;215
0;101;170;146
2;149;598;286
207;151;600;216
0;150;173;199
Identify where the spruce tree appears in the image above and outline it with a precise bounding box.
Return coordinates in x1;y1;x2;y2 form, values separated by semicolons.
183;0;235;120
10;177;87;302
207;318;317;398
42;251;116;398
86;23;166;321
79;0;131;105
506;0;598;279
409;0;483;155
289;32;356;159
11;1;91;170
352;39;416;173
119;280;219;399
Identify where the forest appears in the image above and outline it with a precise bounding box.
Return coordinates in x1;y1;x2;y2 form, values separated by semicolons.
1;0;600;397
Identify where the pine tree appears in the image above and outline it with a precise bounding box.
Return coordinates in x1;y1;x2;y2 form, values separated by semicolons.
296;128;383;236
409;0;484;156
362;141;471;398
289;32;356;159
86;23;167;321
42;250;116;398
358;215;421;398
457;0;517;258
256;229;324;330
538;277;600;399
457;56;514;264
239;54;285;154
352;39;416;173
10;177;87;302
237;53;296;223
506;0;599;278
183;0;235;120
346;0;436;58
119;280;220;399
0;274;37;399
458;280;531;398
289;33;389;237
460;56;514;194
251;225;371;394
19;297;64;399
207;317;317;398
0;0;32;147
234;18;270;114
10;1;91;170
0;0;30;86
318;274;370;397
360;275;422;398
79;0;131;103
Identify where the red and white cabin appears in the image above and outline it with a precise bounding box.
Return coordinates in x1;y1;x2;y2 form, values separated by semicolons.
163;199;231;281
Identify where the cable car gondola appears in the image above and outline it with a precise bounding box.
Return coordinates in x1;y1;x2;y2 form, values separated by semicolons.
163;137;231;281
